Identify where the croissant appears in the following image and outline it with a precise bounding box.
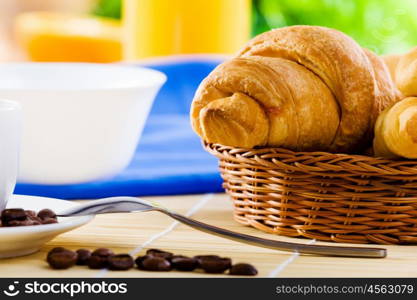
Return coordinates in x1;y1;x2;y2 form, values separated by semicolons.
191;26;399;152
363;49;402;132
395;47;417;97
381;53;401;81
374;97;417;158
373;47;417;159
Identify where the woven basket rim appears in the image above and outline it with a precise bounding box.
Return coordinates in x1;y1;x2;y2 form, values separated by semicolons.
205;142;404;161
204;142;417;176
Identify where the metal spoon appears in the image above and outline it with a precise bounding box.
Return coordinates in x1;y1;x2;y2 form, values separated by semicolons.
57;196;386;258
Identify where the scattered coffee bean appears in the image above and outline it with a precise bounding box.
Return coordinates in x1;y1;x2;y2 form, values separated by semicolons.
146;249;173;259
1;209;27;226
7;219;40;226
0;208;58;227
87;255;108;269
26;210;42;223
47;247;67;261
25;210;37;218
47;249;77;269
42;218;58;224
92;248;114;258
196;256;232;274
171;255;198;271
229;263;258;276
87;248;114;269
37;209;57;220
76;249;91;265
134;255;150;269
194;255;220;264
37;209;58;225
49;247;67;254
108;254;134;271
44;246;257;276
139;256;171;271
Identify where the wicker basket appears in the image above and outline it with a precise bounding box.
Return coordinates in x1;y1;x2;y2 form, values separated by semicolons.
205;143;417;245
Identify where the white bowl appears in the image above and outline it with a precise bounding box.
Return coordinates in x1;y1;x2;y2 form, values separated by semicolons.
0;194;93;258
0;63;166;184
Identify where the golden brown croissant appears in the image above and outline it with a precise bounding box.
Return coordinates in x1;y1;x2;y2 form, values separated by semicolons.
363;49;402;128
395;47;417;97
373;48;417;159
381;53;401;81
374;97;417;158
192;56;339;150
191;25;400;152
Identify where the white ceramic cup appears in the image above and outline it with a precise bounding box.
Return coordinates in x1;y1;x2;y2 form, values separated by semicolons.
0;99;21;211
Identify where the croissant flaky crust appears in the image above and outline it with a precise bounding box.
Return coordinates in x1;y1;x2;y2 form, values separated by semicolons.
374;97;417;158
374;47;417;159
191;25;400;153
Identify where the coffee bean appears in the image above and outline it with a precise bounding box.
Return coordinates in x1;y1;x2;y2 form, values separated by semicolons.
194;255;221;264
229;263;258;276
37;209;57;220
197;256;232;274
76;249;91;265
38;209;58;225
49;247;67;254
1;209;27;226
47;247;67;260
87;255;108;269
139;256;171;271
146;249;173;259
194;255;222;268
25;210;37;218
8;220;36;226
44;246;257;276
26;210;42;223
87;248;114;269
1;208;58;227
171;255;198;271
41;218;58;224
108;254;134;271
92;248;114;258
134;255;150;269
47;249;77;269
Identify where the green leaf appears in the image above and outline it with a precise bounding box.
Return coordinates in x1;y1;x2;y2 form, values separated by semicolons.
91;0;121;20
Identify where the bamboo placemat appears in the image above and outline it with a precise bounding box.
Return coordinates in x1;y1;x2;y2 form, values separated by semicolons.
0;193;416;277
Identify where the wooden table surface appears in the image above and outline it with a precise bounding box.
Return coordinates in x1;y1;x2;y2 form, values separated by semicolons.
0;193;416;277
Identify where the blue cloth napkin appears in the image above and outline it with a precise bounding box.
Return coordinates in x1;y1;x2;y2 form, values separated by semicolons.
15;58;224;199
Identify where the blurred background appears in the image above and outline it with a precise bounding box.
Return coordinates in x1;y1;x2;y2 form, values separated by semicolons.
1;0;417;63
4;0;417;198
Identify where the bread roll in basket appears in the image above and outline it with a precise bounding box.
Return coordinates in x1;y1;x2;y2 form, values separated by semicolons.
191;25;417;245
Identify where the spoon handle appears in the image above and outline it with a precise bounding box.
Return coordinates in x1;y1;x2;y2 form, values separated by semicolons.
159;209;386;258
57;196;386;258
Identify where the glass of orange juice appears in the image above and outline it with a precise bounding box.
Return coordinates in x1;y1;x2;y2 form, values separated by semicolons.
123;0;251;60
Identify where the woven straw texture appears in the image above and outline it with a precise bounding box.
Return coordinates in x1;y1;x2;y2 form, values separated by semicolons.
205;143;417;245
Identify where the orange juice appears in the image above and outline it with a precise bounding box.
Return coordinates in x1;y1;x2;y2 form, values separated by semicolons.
15;12;122;62
123;0;251;59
